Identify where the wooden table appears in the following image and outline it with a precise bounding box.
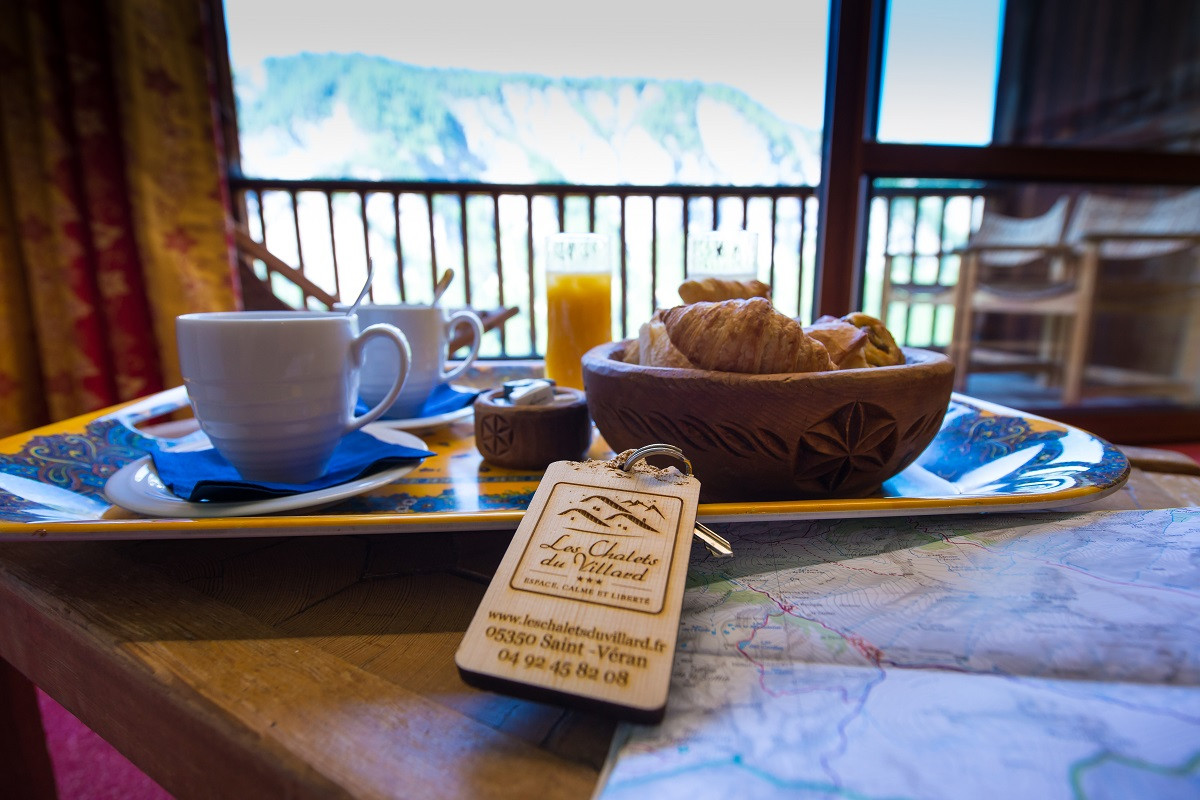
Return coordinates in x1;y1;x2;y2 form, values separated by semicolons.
0;446;1197;799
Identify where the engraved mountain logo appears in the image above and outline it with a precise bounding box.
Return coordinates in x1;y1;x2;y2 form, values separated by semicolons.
557;494;664;535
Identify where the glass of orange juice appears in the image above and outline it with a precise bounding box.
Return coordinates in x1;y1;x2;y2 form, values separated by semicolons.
544;233;612;390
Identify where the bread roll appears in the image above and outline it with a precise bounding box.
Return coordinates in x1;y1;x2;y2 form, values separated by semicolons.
636;311;696;368
678;277;771;304
804;316;870;369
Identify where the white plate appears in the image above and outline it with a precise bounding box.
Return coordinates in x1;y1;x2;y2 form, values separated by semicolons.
373;404;474;432
103;429;427;519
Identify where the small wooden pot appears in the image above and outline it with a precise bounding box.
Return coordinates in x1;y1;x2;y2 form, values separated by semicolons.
474;388;592;470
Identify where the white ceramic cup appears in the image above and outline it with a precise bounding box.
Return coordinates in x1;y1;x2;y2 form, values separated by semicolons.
347;304;484;420
176;311;411;483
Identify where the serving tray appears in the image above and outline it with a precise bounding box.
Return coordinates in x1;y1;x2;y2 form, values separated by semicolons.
0;386;1129;541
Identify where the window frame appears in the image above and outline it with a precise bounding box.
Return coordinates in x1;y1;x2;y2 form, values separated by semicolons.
816;0;1200;441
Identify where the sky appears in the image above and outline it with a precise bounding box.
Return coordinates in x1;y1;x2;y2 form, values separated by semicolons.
877;0;1005;145
223;0;831;129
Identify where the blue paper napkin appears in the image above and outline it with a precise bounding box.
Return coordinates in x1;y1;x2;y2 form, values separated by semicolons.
357;382;483;421
150;430;436;503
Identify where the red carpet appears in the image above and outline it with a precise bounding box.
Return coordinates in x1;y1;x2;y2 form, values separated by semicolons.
36;690;170;800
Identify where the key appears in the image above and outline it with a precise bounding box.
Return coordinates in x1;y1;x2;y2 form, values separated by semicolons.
694;522;732;558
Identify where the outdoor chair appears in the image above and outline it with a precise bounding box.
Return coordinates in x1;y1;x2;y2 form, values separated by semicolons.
951;189;1200;405
948;196;1076;399
232;226;519;352
233;226;338;310
1064;188;1200;401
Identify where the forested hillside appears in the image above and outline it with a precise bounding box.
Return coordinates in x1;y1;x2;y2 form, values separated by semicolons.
235;53;819;185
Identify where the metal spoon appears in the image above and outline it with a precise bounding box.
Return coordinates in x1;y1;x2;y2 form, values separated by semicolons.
344;257;375;316
431;268;454;306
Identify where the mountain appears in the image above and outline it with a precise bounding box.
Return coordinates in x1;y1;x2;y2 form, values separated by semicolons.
234;53;820;185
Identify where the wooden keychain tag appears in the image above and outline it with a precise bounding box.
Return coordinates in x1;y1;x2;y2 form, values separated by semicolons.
456;445;700;723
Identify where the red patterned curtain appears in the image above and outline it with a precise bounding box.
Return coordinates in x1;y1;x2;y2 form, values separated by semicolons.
0;0;238;438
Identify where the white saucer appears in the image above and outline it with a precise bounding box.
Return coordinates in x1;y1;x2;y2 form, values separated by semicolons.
104;429;427;519
373;404;474;432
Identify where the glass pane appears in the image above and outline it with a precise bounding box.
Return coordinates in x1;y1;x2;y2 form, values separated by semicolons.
224;0;829;184
877;0;1004;145
865;179;1200;412
876;0;1200;153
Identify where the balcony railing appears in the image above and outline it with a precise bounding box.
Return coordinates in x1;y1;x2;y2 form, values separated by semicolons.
229;177;988;357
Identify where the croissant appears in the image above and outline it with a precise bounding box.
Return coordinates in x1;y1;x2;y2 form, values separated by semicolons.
662;298;833;374
842;312;904;366
805;316;870;369
678;277;771;305
636;311;695;368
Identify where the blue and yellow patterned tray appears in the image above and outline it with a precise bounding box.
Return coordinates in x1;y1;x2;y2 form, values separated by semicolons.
0;386;1129;541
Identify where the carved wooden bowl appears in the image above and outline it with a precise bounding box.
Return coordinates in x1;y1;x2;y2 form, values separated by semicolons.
581;341;955;502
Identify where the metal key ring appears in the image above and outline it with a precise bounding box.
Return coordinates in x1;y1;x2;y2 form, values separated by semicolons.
620;444;693;477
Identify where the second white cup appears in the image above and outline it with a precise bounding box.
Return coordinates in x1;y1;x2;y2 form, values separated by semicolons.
350;304;485;419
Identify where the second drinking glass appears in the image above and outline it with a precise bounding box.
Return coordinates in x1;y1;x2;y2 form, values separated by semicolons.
686;230;759;281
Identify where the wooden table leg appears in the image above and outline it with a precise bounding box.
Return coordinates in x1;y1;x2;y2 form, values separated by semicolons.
0;657;57;800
